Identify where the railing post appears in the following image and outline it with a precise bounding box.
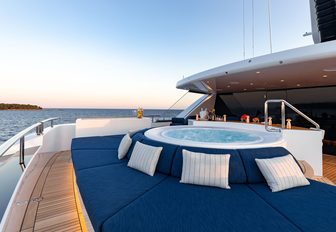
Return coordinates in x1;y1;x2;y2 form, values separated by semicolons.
264;101;269;127
36;124;43;135
19;136;25;166
281;101;286;129
51;120;54;128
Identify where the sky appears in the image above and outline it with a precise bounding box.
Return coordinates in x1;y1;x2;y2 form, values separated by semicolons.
0;0;313;109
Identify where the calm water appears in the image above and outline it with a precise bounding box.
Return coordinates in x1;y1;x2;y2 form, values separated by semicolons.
0;108;181;144
0;108;181;221
163;128;262;143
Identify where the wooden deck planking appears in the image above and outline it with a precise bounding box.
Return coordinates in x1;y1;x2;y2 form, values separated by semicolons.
15;151;335;232
20;151;82;232
323;154;336;184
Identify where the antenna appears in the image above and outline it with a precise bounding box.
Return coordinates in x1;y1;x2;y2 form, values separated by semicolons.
251;0;255;57
243;0;246;59
267;0;273;53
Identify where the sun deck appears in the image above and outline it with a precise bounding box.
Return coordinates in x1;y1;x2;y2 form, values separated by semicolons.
1;150;335;232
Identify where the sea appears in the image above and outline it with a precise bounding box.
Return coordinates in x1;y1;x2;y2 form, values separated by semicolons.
0;108;181;144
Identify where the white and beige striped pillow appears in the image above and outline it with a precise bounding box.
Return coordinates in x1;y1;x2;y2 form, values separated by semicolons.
180;150;231;189
127;141;163;176
255;154;310;192
118;134;132;160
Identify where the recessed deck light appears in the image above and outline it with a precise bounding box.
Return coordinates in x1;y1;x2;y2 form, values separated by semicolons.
296;84;301;87
280;79;285;82
227;85;231;88
243;88;247;91
256;71;261;74
323;75;328;78
250;83;254;86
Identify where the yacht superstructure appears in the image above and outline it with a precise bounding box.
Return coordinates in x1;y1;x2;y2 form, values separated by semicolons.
1;0;336;231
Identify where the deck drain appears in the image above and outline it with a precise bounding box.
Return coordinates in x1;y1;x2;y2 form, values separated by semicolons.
16;200;28;206
32;196;43;202
16;197;43;205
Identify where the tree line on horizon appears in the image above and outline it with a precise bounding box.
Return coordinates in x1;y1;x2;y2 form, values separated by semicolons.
0;103;42;110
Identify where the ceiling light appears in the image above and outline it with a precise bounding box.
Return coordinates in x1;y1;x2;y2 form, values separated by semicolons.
323;67;336;72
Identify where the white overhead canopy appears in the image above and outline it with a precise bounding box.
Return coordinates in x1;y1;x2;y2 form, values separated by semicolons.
177;40;336;94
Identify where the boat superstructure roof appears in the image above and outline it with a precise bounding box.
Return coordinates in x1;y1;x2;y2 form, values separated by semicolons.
176;40;336;94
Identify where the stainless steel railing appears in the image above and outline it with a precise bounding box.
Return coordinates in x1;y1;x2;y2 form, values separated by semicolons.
0;117;59;168
264;99;320;132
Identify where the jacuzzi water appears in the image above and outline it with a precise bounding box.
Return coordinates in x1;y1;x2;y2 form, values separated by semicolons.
162;128;262;144
145;126;284;148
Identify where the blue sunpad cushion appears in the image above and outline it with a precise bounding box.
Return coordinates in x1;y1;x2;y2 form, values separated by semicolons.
248;180;336;232
72;149;126;172
76;163;167;232
71;134;124;150
102;177;299;232
171;146;247;183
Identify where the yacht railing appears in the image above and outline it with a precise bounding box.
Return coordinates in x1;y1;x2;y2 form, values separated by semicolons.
264;99;320;132
0;117;59;168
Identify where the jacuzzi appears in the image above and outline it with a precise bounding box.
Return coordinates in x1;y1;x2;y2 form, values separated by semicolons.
145;126;284;149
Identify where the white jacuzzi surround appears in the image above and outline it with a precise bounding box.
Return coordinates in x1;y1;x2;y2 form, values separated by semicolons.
145;126;284;149
145;120;325;176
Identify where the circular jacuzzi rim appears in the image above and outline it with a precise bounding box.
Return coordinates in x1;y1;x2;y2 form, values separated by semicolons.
160;127;264;145
144;125;284;149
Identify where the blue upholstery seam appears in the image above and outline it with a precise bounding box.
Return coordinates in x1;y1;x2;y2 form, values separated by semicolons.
237;150;249;183
167;146;179;174
75;162;127;172
71;148;118;151
247;185;304;232
100;176;169;231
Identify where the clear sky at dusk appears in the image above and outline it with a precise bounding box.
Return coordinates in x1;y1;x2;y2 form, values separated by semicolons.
0;0;312;109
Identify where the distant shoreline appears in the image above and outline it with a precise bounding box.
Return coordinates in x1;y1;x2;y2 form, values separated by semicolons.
0;103;42;111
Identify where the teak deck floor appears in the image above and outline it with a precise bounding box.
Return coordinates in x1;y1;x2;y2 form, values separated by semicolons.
20;151;82;232
18;151;336;232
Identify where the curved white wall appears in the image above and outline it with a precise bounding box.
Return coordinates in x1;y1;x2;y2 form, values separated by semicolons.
38;124;76;153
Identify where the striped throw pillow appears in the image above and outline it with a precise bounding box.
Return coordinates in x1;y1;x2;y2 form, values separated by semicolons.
118;134;132;159
180;150;231;189
255;154;310;192
128;141;163;176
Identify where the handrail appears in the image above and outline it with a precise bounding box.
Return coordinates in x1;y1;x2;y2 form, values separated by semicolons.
264;99;320;132
0;117;59;168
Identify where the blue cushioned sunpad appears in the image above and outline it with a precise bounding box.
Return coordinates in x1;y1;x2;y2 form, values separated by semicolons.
71;134;124;150
248;180;336;232
171;146;247;183
72;149;126;172
102;177;299;232
76;163;167;232
238;147;293;183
